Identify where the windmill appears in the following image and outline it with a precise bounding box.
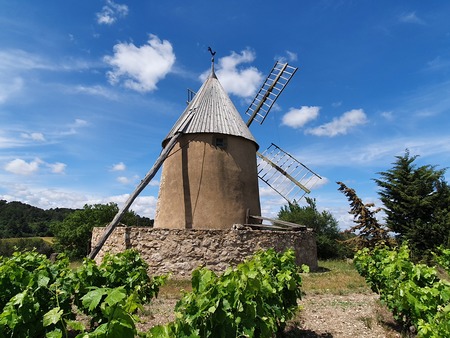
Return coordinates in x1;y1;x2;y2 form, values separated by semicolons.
89;51;321;259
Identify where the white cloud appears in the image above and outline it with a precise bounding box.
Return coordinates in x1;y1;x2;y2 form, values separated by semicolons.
104;34;175;93
306;109;368;137
21;132;46;142
73;119;88;127
201;49;264;98
48;162;66;174
112;162;126;171
96;0;129;25
399;11;425;25
281;106;320;128
4;158;42;175
116;174;139;185
117;176;130;184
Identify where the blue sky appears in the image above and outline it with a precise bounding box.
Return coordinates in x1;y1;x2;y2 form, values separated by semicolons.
1;1;449;229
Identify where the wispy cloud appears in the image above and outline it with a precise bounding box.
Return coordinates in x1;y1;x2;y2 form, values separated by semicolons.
292;134;450;169
380;111;394;121
0;49;53;72
0;77;24;104
281;106;320;128
201;49;264;98
276;50;298;64
306;109;368;137
60;119;89;136
104;34;176;93
96;0;129;25
425;56;450;72
21;132;46;142
398;11;425;25
72;85;119;100
0;49;96;104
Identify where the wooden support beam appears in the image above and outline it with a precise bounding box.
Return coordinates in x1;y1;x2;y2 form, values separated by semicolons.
88;109;197;260
248;214;307;230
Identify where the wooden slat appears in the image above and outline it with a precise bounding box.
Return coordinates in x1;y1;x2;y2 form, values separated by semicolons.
244;224;289;230
248;214;307;229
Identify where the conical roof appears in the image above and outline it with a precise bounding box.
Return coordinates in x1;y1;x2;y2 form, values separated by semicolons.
162;66;258;149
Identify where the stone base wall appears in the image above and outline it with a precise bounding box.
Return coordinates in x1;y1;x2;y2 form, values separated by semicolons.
91;226;318;277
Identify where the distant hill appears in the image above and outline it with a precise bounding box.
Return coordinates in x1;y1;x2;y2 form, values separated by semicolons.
0;200;76;238
0;200;153;238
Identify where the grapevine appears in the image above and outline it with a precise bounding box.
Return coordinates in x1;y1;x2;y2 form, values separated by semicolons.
354;244;450;337
0;249;164;338
147;249;303;338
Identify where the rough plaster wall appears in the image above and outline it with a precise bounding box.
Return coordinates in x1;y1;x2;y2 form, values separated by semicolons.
154;134;261;230
91;227;318;277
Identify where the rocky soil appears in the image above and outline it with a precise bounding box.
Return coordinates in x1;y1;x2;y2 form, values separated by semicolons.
138;291;405;337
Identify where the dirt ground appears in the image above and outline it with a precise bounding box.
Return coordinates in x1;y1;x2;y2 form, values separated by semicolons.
285;292;403;337
137;291;405;337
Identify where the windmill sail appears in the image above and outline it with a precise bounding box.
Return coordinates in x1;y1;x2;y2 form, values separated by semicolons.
257;143;322;204
246;61;297;127
243;61;322;203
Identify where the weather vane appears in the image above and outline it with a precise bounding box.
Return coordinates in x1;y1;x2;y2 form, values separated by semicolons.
208;46;216;63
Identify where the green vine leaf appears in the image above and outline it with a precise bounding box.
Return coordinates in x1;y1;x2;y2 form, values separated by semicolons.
43;307;63;327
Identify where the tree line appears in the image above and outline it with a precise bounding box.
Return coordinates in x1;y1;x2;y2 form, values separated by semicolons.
2;150;448;262
0;201;153;258
0;200;74;238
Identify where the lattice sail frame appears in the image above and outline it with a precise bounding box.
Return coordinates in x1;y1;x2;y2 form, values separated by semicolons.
245;61;297;127
257;143;322;204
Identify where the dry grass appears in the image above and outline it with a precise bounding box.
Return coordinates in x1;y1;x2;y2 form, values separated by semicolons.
157;278;192;299
301;260;369;295
157;259;369;298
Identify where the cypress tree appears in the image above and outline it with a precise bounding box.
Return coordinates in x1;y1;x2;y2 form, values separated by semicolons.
374;150;450;258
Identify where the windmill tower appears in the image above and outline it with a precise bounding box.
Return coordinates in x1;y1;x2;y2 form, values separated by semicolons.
89;50;321;259
153;59;261;229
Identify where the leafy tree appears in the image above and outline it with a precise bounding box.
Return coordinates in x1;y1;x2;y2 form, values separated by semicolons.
51;203;154;259
277;197;350;259
337;181;392;251
51;203;119;259
374;150;450;258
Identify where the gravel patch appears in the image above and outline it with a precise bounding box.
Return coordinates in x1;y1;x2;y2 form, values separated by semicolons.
137;292;403;337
